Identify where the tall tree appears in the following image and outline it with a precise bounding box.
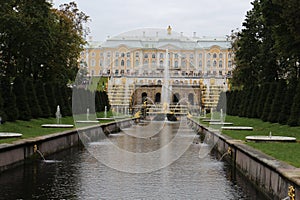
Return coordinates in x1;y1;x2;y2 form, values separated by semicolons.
26;78;42;118
13;76;31;120
231;0;263;87
261;82;277;122
278;79;297;124
0;88;7;123
268;80;286;123
288;80;300;126
1;79;19;121
35;80;51;118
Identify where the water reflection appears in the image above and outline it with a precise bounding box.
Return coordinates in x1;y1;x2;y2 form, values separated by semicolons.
0;123;267;199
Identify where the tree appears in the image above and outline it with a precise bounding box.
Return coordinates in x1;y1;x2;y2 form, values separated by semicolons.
231;0;264;87
278;79;297;124
0;88;7;123
26;78;41;118
13;76;31;120
45;82;57;117
35;80;51;118
246;86;258;118
256;83;270;118
251;86;262;118
0;1;89;85
1;79;19;121
268;80;286;123
288;80;300;126
261;82;277;122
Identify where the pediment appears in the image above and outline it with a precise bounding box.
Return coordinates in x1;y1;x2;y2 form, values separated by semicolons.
158;44;181;50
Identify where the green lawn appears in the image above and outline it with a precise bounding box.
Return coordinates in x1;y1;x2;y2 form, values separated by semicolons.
0;117;75;144
0;111;121;144
199;115;300;167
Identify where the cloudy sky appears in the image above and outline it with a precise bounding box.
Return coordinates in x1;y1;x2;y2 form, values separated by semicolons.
52;0;253;41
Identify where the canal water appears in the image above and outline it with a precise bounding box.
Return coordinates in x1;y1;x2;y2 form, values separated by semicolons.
0;121;267;199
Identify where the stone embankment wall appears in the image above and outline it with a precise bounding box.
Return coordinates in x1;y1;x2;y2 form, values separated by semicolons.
0;119;134;173
188;118;300;200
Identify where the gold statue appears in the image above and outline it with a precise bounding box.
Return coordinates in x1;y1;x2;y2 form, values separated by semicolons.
167;25;172;35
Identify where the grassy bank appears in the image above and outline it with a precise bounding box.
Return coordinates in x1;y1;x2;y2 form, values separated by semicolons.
0;117;75;144
199;115;300;167
0;111;121;144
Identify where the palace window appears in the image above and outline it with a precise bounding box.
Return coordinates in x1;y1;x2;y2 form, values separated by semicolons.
160;53;164;59
135;60;139;67
152;60;156;67
121;60;125;66
127;52;130;57
91;52;96;57
181;60;186;67
135;52;139;57
207;60;211;67
159;60;163;67
152;53;156;59
115;52;119;57
144;60;149;66
175;53;178;59
219;53;223;58
190;54;194;59
219;61;223;68
144;53;148;59
213;60;217;67
213;53;217;59
199;60;202;67
107;52;111;57
115;59;118;67
121;53;125;57
175;61;178;68
228;60;232;68
199;53;202;58
91;59;96;67
127;60;131;67
207;53;211;59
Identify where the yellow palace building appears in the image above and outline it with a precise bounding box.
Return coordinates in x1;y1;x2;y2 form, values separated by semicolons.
80;26;234;114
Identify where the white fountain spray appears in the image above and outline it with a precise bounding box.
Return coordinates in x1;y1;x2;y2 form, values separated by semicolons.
56;105;61;124
87;108;90;121
104;106;107;118
161;49;171;115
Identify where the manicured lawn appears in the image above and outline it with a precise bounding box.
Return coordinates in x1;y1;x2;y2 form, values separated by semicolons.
0;111;121;144
0;117;75;144
198;115;300;167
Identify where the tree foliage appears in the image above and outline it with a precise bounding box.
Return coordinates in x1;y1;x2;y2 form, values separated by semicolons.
0;1;90;121
226;0;300;126
232;0;300;87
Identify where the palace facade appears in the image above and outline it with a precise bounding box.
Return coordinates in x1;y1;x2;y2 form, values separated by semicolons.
80;27;234;114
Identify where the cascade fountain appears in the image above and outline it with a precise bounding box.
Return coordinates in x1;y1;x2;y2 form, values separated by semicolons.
41;105;74;128
153;49;177;121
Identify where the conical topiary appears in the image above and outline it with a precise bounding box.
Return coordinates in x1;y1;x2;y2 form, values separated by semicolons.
13;76;31;120
287;80;300;126
35;80;51;118
26;78;42;118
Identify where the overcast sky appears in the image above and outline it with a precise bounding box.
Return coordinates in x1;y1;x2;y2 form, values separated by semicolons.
52;0;253;41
